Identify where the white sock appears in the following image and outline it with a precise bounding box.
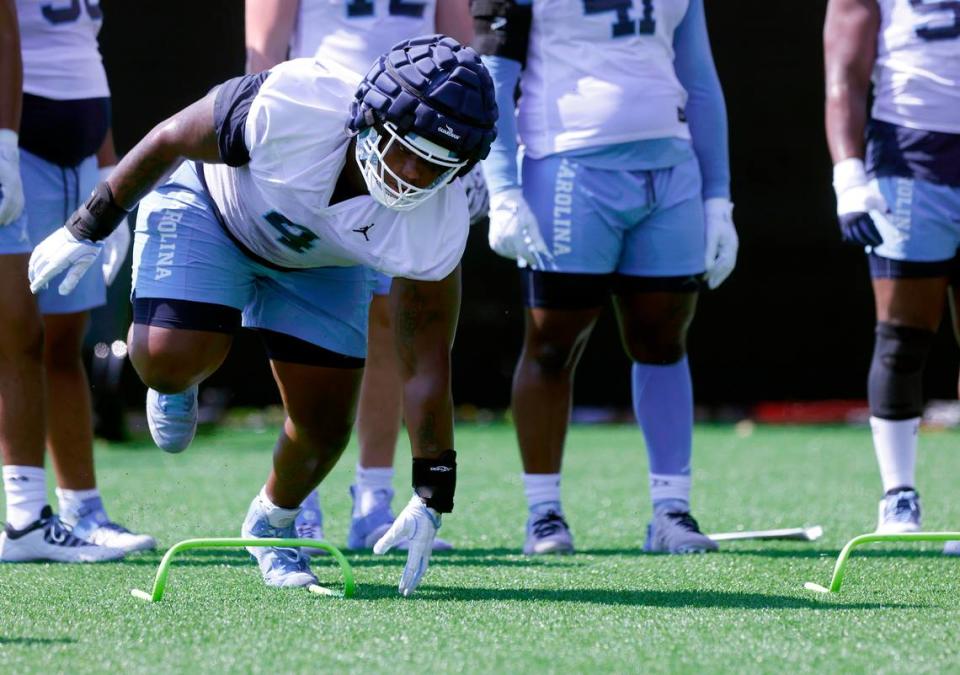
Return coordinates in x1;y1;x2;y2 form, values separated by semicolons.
56;487;104;527
649;473;691;508
354;464;394;517
523;473;561;514
258;486;300;528
871;416;919;493
3;465;48;529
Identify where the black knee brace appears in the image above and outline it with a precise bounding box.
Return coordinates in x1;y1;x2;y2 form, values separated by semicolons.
867;322;935;420
412;450;457;513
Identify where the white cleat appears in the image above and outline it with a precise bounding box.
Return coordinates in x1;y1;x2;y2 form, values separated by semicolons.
73;519;156;553
876;489;921;534
147;385;198;453
943;541;960;556
644;510;718;554
523;509;574;556
0;506;125;563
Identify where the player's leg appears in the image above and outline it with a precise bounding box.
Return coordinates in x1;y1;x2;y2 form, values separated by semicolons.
239;264;372;586
0;172;119;562
513;155;622;555
514;300;602;554
128;162;253;453
344;272;456;551
866;176;956;534
614;157;715;553
346;278;404;549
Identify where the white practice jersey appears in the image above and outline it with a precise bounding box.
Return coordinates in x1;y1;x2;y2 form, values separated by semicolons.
17;0;110;99
203;59;468;281
291;0;436;75
520;0;691;159
873;0;960;133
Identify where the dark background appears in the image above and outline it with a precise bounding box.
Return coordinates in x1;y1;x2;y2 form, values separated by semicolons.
93;0;959;411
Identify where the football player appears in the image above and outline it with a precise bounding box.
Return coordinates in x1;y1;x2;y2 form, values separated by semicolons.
824;0;960;551
474;0;737;554
245;0;483;553
28;35;497;594
0;0;150;563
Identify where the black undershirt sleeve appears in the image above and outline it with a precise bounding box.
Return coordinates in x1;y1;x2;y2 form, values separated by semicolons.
212;70;271;167
471;0;532;66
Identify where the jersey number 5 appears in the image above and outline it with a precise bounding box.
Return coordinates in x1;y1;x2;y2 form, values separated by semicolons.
911;0;960;41
42;0;101;24
264;212;319;254
583;0;655;38
346;0;426;19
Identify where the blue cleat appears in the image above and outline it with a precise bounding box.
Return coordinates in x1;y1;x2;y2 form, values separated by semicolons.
644;510;718;554
347;486;452;552
146;385;198;453
241;496;317;588
295;489;327;557
523;506;574;555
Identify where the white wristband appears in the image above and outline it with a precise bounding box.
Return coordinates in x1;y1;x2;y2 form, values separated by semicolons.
832;157;868;193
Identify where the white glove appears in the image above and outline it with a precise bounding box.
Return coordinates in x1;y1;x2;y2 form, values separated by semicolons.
832;157;889;248
28;226;103;296
97;166;131;286
462;164;490;226
703;197;738;290
373;493;441;597
488;188;555;270
0;129;25;226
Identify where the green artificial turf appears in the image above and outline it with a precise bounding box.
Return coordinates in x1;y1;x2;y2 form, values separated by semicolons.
2;423;960;673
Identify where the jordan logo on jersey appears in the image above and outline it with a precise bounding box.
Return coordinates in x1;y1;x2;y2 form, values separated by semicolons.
353;223;376;241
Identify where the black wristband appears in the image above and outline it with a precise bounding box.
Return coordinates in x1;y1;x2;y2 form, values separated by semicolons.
64;181;129;242
412;449;457;514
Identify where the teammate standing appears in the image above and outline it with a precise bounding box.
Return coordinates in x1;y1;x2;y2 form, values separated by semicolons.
0;0;151;562
28;35;497;593
244;0;484;552
474;0;737;554
824;0;960;551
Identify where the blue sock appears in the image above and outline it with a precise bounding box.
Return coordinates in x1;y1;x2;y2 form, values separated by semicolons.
632;358;694;509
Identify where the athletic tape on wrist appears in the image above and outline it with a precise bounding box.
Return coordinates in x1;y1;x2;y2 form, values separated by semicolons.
64;181;128;242
412;449;457;513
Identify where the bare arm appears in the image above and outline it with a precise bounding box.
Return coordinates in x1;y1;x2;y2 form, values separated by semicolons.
246;0;299;73
390;267;462;458
436;0;474;46
107;91;221;210
824;0;880;163
0;0;22;133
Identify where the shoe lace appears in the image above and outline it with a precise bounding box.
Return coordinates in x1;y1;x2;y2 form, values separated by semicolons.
532;511;569;538
46;515;92;547
887;494;918;522
666;512;704;534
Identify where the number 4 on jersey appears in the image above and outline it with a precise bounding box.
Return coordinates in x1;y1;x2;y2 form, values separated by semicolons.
583;0;655;38
263;211;318;254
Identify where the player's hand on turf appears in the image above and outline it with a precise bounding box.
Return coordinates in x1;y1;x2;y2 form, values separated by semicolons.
28;226;103;295
832;157;888;248
463;164;490;226
488;188;555;270
0;130;25;226
703;198;738;290
100;219;131;286
373;493;441;597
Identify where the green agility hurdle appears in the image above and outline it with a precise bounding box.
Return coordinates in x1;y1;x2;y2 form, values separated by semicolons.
804;531;960;593
131;538;356;601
